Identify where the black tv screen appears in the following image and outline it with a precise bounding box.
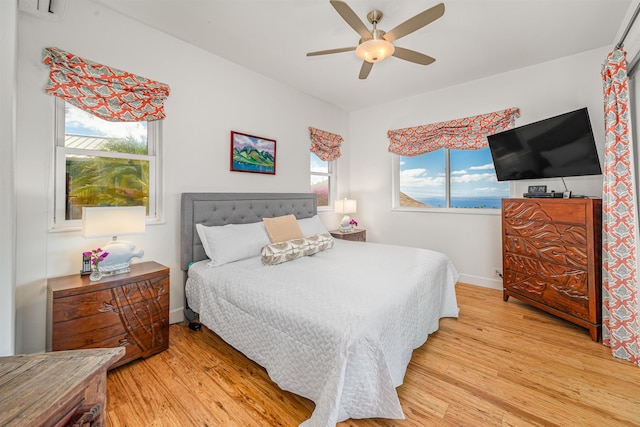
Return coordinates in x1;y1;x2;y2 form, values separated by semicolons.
487;107;602;181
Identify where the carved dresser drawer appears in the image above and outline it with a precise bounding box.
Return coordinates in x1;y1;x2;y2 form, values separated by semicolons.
501;198;602;341
47;261;170;369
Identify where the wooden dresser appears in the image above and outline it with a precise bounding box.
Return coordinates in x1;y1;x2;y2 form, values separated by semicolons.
501;198;602;341
0;348;123;426
47;261;170;369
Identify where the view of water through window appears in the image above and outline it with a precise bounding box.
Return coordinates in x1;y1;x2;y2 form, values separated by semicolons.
400;147;509;209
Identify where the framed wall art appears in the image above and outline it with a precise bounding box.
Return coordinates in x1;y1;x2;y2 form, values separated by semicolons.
230;131;276;175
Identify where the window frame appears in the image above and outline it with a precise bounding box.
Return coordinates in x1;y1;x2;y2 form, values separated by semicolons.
391;150;512;215
51;98;163;230
310;153;337;210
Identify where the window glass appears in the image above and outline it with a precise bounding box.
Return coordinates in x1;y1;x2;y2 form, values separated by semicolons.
65;155;150;220
64;104;148;153
54;101;159;226
398;147;508;209
399;149;446;207
450;147;509;209
310;152;333;207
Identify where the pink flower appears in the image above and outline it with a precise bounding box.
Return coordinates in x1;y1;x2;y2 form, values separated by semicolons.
85;248;109;266
349;219;358;227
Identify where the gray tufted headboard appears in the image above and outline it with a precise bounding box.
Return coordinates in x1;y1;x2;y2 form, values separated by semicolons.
180;192;318;272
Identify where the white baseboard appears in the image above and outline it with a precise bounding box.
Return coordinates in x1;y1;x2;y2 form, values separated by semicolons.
170;307;185;324
457;273;502;291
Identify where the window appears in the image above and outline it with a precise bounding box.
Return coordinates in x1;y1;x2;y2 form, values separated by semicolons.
53;100;161;228
395;147;509;209
310;152;335;208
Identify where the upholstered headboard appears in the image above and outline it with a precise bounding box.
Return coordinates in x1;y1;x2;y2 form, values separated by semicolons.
180;192;317;272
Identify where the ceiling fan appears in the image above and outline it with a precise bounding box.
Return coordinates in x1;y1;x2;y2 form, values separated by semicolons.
307;1;445;79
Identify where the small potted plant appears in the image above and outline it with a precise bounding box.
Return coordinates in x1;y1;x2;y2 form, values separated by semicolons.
83;248;109;281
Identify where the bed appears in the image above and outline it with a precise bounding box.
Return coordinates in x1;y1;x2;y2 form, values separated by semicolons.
181;192;459;427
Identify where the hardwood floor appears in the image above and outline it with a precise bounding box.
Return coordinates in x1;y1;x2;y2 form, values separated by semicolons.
106;283;640;426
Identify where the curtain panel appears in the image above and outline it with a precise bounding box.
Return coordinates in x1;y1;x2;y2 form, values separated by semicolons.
387;107;520;156
308;127;343;161
601;48;640;366
42;47;171;122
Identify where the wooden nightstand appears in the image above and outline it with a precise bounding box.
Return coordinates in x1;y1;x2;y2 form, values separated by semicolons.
47;261;170;369
330;228;366;242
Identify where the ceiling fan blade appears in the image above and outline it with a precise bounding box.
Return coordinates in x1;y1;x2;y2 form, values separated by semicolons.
359;61;373;79
307;46;356;57
330;0;372;41
392;47;435;65
383;3;445;42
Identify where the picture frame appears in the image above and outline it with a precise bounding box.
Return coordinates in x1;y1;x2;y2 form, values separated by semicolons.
230;131;276;175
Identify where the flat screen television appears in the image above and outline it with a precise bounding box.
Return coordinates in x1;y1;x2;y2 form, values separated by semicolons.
487;107;602;181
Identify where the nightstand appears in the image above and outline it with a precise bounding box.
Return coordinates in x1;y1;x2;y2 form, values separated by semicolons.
330;228;366;242
47;261;170;369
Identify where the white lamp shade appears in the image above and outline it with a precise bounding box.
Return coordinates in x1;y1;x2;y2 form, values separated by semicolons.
82;206;146;238
335;199;357;214
355;39;395;63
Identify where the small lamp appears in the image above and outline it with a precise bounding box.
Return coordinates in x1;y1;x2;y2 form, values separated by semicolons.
82;206;146;275
335;198;357;232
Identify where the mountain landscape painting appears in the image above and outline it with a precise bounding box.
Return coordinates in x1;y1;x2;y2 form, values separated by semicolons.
230;131;276;174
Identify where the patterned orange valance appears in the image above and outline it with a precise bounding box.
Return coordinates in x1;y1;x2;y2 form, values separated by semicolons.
42;47;170;122
308;127;343;161
387;107;520;156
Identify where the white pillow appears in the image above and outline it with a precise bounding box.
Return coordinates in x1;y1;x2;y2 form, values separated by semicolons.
297;215;329;236
196;222;270;267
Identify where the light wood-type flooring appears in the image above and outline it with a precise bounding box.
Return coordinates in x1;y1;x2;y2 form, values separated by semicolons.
106;283;640;426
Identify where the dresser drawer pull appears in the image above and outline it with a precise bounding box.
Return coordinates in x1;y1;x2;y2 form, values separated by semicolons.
99;300;119;314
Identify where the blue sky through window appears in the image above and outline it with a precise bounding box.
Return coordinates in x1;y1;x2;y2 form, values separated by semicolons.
400;147;509;208
64;103;147;143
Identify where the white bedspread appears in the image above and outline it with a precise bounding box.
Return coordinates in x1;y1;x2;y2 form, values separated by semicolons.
186;239;459;426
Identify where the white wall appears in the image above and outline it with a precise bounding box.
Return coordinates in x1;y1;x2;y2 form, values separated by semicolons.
348;48;608;289
15;0;348;353
0;0;17;356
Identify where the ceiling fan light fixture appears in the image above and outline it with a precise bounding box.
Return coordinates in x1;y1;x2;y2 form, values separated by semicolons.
356;39;395;63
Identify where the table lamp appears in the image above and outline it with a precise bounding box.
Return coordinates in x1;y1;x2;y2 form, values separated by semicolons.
82;206;146;275
335;198;357;232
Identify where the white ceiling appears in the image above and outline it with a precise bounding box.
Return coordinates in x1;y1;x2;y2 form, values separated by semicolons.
95;0;633;111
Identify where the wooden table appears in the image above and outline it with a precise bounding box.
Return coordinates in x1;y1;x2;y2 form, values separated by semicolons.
0;348;124;426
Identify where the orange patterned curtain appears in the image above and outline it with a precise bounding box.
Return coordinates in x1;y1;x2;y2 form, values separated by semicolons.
387;107;520;156
308;127;343;161
601;47;640;366
42;47;170;122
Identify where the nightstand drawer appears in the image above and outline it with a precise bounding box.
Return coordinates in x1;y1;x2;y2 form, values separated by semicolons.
58;321;169;369
330;229;366;242
89;321;167;359
51;277;169;323
52;293;170;346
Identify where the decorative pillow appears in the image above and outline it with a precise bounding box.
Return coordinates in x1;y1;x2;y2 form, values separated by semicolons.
261;233;334;266
263;214;304;243
297;215;329;236
196;222;270;267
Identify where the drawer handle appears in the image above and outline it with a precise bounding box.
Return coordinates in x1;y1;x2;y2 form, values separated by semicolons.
69;403;100;426
99;301;119;314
